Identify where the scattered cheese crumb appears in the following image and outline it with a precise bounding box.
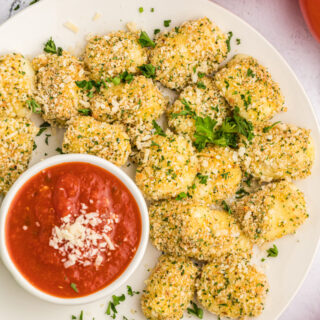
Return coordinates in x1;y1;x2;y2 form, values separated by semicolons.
63;21;79;33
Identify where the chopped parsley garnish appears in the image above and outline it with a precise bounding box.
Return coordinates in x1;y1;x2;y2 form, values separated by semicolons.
14;5;20;10
235;188;249;199
154;29;160;35
240;93;252;110
139;7;144;13
29;0;39;4
75;79;102;96
176;192;191;200
267;244;278;257
152;120;166;136
197;173;208;185
197;81;206;89
224;79;230;88
226;31;233;53
33;141;37;150
247;68;254;77
127;285;139;296
198;72;205;78
118;70;134;84
151;8;154;12
221;171;230;179
56;147;64;154
79;311;83;320
70;283;79;293
45;134;51;145
36;122;50;136
187;301;203;319
164;20;171;27
106;294;125;319
171;98;196;119
78;108;92;116
44;38;63;56
138;31;155;48
138;64;156;78
244;172;253;187
236;38;241;45
222;200;232;214
263;121;281;133
27;98;42;114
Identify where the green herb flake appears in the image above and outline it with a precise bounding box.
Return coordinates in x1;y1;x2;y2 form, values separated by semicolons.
197;82;206;89
151;8;154;12
27;98;42;114
222;200;232;214
14;4;20;10
138;64;156;78
267;244;278;257
56;147;64;154
29;0;39;5
196;173;208;185
187;301;203;319
44;38;63;55
236;38;241;45
154;29;160;35
152;120;166;137
127;285;140;296
78;108;92;116
226;31;233;53
263;121;281;133
138;31;155;48
139;7;144;13
70;283;78;293
247;68;254;77
164;20;171;27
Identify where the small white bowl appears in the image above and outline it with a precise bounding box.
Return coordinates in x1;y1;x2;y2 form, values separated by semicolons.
0;154;149;305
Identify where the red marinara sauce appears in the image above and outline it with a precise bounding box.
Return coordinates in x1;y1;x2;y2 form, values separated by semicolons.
5;162;142;298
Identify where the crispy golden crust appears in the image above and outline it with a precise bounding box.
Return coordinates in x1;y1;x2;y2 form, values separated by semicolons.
232;180;308;245
215;54;285;124
150;18;228;90
238;122;314;182
0;53;35;118
190;146;242;204
84;31;148;80
32;51;87;127
62;116;131;166
149;200;252;260
0;117;38;194
141;255;198;320
135;131;198;200
197;257;269;319
167;77;229;139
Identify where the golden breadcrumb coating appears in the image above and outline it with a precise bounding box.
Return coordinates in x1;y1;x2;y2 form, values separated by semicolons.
167;76;229;139
150;17;228;90
232;180;308;245
141;255;198;320
215;54;285;124
0;117;38;194
149;200;252;260
62;116;131;167
135;131;198;200
197;257;268;319
32;51;87;126
0;53;35;118
238;122;314;182
84;31;148;81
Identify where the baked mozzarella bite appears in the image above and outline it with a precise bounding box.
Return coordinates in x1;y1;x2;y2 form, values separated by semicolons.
91;75;167;126
232;181;308;245
135;131;198;200
84;31;148;81
0;53;35;118
0;117;38;194
167;77;229;139
149;200;252;260
191;146;242;204
215;54;285;124
239;122;314;182
141;255;198;320
197;258;268;319
62;116;131;167
150;17;228;90
32;51;86;126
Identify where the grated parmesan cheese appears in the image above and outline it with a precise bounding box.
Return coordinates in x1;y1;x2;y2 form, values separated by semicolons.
63;21;79;33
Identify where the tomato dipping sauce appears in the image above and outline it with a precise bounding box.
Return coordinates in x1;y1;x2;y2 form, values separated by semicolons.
5;162;142;298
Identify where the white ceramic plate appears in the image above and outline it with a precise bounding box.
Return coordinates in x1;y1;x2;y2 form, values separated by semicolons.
0;0;320;319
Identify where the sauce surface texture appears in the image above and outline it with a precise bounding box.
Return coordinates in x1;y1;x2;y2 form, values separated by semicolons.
6;162;141;298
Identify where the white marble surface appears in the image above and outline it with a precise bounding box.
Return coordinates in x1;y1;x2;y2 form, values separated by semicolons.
1;0;320;319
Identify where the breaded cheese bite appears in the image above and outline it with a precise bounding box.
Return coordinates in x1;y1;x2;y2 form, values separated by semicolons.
0;53;35;118
32;51;86;126
190;146;242;204
238;122;314;182
150;17;228;90
197;257;268;319
141;255;198;320
149;200;252;260
232;180;308;245
84;31;148;81
215;54;285;124
0;117;38;194
91;75;167;126
167;77;229;139
135;131;198;200
62;116;131;167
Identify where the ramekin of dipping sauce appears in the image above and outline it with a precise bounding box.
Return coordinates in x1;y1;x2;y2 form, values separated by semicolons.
0;154;148;305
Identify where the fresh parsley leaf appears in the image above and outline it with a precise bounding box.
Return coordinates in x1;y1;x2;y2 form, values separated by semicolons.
138;64;156;78
45;134;51;145
139;7;144;13
197;81;206;89
44;38;63;55
29;0;39;4
236;38;241;45
187;301;203;319
56;147;64;154
154;29;160;35
14;5;20;10
164;20;171;27
106;294;125;318
171;99;196;119
267;244;278;257
127;285;139;296
233;107;254;140
247;68;254;77
138;31;155;48
197;72;205;78
194;116;218;151
27;98;42;114
75;79;102;96
79;311;83;320
119;70;134;83
70;283;78;293
263;121;281;133
78;108;92;116
222;200;232;214
36;122;50;136
151;8;154;12
226;31;233;53
235;188;249;199
196;173;208;185
71;316;77;320
33;141;37;150
152;120;166;136
176;192;191;200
